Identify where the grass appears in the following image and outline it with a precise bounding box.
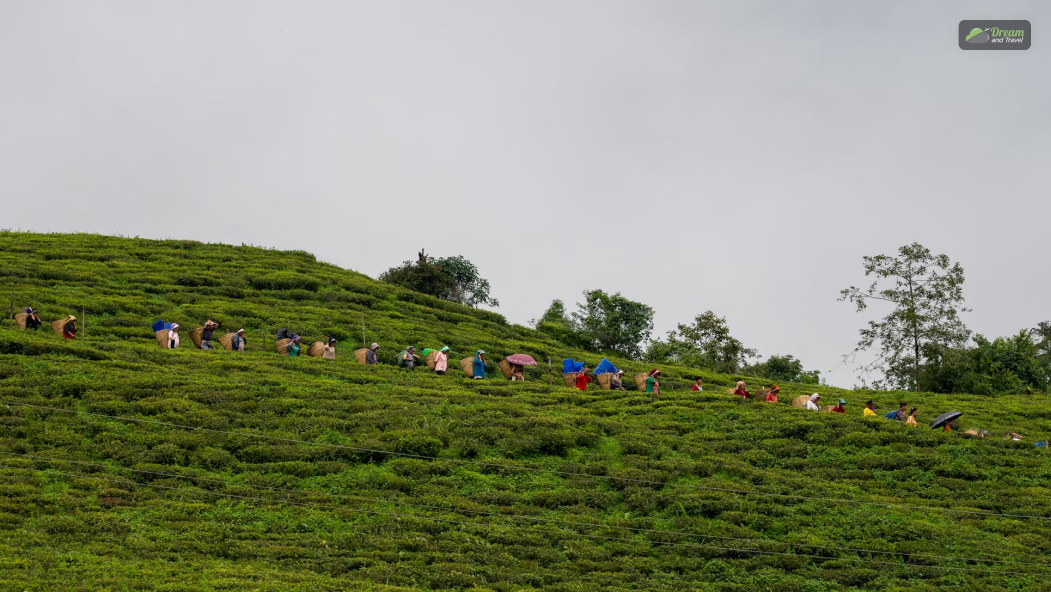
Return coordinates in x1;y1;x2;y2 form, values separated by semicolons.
1;231;1050;591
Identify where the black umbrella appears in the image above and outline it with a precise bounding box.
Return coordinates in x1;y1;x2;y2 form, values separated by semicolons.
931;411;963;429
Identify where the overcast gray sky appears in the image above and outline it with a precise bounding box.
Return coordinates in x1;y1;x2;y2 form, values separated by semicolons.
2;1;1047;387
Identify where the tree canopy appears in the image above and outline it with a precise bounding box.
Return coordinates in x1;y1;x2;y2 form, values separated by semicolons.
646;311;758;374
840;243;970;391
379;250;499;308
533;291;654;360
571;290;654;360
745;354;821;385
920;331;1047;396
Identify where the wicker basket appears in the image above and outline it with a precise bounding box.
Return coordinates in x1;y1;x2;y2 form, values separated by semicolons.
634;372;650;391
425;350;438;370
14;313;28;330
354;348;368;364
189;327;204;349
562;372;578;388
821;405;836;412
791;395;809;409
307;341;324;357
275;338;292;356
596;373;612;390
498;359;513;379
459;357;475;377
155;329;171;347
218;333;236;351
51;319;66;335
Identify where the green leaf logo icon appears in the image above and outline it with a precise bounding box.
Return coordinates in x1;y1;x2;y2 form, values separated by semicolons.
966;27;990;43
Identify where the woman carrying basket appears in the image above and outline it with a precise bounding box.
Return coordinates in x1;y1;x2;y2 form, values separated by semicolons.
472;350;486;379
575;367;592;391
231;328;247;352
200;320;220;350
645;370;661;396
62;315;77;339
434;346;449;375
23;307;42;330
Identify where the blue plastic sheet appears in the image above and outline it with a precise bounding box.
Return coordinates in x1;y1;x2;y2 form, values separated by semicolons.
152;320;170;332
593;358;618;376
563;359;584;374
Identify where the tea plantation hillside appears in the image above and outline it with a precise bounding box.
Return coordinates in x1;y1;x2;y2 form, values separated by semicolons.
2;232;1051;591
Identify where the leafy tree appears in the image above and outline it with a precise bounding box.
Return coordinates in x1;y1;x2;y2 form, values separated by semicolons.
745;354;821;385
379;250;455;300
531;299;587;348
921;331;1047;396
645;311;758;373
379;250;499;308
571;290;654;359
839;243;970;391
433;255;499;308
1033;321;1051;381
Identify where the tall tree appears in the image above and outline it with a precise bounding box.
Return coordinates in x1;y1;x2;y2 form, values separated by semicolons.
571;290;654;359
839;243;970;390
646;311;758;373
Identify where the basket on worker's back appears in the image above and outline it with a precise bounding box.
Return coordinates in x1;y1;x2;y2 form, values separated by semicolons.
425;351;438;370
14;313;28;330
307;341;324;357
791;395;809;409
51;319;66;335
354;348;368;364
634;373;650;391
188;327;204;349
155;329;171;348
498;359;514;380
459;357;475;377
218;333;236;351
275;338;292;356
596;373;612;390
562;372;578;388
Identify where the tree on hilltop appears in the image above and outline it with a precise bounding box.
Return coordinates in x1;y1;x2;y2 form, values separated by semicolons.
533;291;654;359
380;250;499;308
839;242;970;391
646;311;758;373
745;354;821;385
572;290;654;360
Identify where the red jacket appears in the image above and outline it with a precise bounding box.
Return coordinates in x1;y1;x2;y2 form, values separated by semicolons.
575;373;592;391
733;388;749;398
832;405;846;413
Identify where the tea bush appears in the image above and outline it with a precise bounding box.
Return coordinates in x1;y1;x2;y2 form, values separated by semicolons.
1;232;1050;590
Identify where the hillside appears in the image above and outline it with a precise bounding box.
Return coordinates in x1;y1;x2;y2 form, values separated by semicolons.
1;232;1050;591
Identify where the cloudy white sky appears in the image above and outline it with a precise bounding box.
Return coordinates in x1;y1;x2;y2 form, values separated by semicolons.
1;1;1046;386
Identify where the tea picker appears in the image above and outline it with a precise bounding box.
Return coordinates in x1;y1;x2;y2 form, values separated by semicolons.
931;411;963;433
